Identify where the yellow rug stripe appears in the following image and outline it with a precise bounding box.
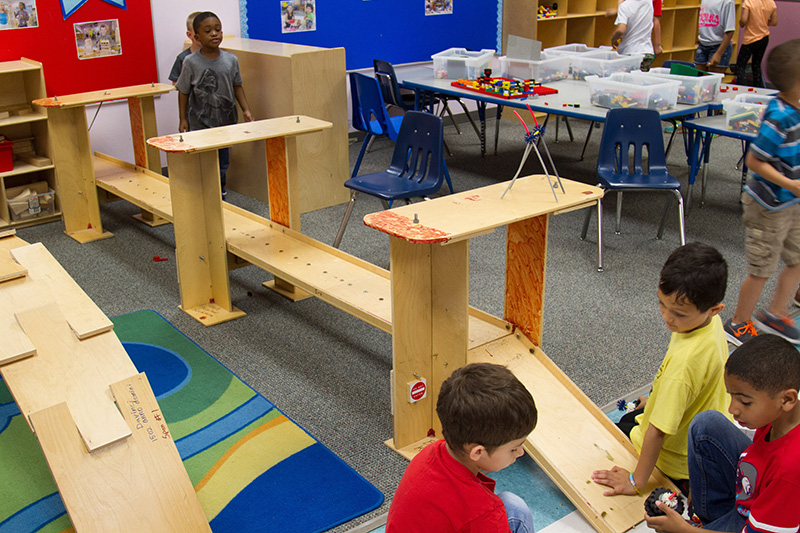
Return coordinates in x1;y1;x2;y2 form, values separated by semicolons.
195;415;316;520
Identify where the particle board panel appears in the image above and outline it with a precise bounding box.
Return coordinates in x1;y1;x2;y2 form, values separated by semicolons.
469;335;677;533
505;215;548;346
6;303;135;451
10;243;113;339
365;175;603;244
29;373;210;532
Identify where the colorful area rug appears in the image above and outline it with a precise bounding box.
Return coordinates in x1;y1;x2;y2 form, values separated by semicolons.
0;310;383;533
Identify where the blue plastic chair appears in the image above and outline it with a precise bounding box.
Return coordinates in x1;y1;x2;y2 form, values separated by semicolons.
580;108;686;271
349;71;404;180
334;111;449;248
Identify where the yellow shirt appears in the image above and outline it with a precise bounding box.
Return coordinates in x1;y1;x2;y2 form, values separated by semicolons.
742;0;776;45
630;314;731;480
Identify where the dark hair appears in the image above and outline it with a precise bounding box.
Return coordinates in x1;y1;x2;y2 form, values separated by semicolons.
193;11;220;33
727;334;800;396
766;39;800;93
436;363;537;454
659;242;727;312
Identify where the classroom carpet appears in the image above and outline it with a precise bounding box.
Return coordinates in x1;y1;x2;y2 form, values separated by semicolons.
0;310;384;533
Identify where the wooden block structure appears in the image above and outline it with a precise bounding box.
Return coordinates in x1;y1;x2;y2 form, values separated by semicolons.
32;82;175;242
364;177;678;533
0;235;210;531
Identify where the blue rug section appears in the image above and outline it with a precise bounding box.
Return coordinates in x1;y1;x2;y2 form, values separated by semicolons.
0;494;65;533
122;342;192;400
212;443;386;533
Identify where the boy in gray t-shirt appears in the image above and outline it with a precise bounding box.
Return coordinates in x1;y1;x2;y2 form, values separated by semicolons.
695;0;736;73
176;11;252;197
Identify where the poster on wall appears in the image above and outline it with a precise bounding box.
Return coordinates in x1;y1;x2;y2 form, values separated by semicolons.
0;0;39;29
426;0;453;15
74;19;121;59
281;0;315;32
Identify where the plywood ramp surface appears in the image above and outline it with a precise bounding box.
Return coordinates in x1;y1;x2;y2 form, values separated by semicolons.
94;153;173;221
32;83;174;108
10;243;113;339
30;373;211;532
5;303;135;451
0;248;26;282
469;335;676;533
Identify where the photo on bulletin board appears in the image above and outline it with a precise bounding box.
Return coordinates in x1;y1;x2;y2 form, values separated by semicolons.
74;19;121;59
281;0;315;33
426;0;453;15
0;0;39;30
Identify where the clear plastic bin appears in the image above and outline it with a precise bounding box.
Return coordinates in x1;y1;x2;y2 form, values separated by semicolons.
6;181;56;222
587;72;681;110
647;67;723;104
498;52;570;83
543;44;612;56
432;48;495;79
571;51;644;80
722;94;776;134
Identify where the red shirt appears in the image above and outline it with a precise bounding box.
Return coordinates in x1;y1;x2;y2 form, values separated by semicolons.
387;439;511;532
653;0;662;16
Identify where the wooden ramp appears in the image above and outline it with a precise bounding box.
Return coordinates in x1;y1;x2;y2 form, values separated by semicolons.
469;333;676;533
0;236;210;531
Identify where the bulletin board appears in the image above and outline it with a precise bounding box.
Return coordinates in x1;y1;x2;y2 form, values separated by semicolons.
0;0;157;97
240;0;499;71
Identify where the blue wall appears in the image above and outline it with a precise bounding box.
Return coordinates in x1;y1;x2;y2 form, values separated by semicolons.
242;0;498;70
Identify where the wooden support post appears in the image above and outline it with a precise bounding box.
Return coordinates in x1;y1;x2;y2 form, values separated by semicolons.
47;106;112;242
128;96;169;227
167;150;245;326
505;214;548;346
389;238;468;452
263;135;310;301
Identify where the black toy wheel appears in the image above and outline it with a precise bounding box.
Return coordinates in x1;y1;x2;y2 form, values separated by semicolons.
645;487;685;517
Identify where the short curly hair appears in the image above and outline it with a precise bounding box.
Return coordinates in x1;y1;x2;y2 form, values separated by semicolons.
659;242;727;312
766;39;800;93
727;334;800;396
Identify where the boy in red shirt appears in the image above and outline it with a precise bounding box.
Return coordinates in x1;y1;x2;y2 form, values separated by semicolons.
387;363;538;532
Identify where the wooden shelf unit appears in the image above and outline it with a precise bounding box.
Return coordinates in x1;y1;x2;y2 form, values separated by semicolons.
503;0;743;69
0;59;60;229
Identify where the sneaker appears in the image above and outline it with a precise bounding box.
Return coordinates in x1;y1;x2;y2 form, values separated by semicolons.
724;318;759;346
222;188;227;201
754;310;800;344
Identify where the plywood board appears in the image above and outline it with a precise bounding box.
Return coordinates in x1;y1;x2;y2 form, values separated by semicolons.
93;153;174;221
10;243;113;339
0;248;27;282
31;83;174;108
29;373;210;532
4;303;136;451
365;175;602;244
469;335;677;533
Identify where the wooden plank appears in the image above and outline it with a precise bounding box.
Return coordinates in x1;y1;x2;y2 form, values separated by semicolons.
10;243;113;339
147;116;331;153
505;215;548;346
0;247;26;282
31;83;174;108
365;175;603;244
7;303;134;450
29;374;210;532
93;153;173;221
469;335;677;533
0;228;17;239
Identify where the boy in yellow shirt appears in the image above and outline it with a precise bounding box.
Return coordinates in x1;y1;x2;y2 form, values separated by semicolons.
592;242;731;497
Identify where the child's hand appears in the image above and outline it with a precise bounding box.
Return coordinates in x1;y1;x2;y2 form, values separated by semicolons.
645;501;693;533
242;110;254;122
591;465;637;496
179;119;189;133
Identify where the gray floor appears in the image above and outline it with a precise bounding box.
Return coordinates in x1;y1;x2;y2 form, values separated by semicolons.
15;113;778;531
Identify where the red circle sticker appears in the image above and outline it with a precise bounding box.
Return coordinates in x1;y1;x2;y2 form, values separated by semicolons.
410;381;427;401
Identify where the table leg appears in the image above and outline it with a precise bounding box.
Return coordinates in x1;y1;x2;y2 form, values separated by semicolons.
700;133;713;207
505;215;548;346
167;150;245;326
477;102;487;157
128;96;169;227
263;136;310;301
494;105;502;156
685;127;703;211
389;237;468;452
48;106;112;243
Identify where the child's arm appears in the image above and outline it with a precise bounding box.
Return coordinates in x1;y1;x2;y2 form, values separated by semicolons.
739;6;749;27
653;15;662;54
591;424;666;496
611;24;627;49
768;7;778;25
746;152;800;197
709;31;733;66
234;85;254;122
178;91;189;133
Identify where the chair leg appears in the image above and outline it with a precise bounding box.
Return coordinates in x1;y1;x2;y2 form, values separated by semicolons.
352;134;373;179
665;119;678;158
597;198;604;272
615;191;623;235
333;191;359;249
439;101;461;134
675;190;686;245
443;138;453;157
365;135;377;154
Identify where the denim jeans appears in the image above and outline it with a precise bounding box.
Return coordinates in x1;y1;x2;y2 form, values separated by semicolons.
218;147;230;192
688;411;751;531
499;491;534;533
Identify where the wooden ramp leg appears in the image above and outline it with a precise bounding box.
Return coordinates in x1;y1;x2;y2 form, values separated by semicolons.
128;96;170;227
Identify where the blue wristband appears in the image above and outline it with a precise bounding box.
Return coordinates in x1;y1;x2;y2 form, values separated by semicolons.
629;473;643;495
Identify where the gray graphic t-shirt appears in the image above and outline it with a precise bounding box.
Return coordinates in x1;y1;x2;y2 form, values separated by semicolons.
176;50;242;131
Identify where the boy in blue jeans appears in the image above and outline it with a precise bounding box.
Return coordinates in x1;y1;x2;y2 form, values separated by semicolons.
723;39;800;346
646;334;800;531
387;363;537;533
695;0;736;73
